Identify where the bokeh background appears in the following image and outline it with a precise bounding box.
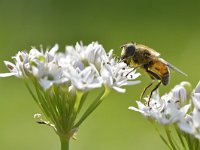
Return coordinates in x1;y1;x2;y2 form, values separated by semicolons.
0;0;200;149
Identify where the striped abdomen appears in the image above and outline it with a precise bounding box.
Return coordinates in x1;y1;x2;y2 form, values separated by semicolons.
148;60;169;85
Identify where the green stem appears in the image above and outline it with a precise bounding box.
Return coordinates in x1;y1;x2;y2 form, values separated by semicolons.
165;126;177;150
73;86;110;128
60;138;69;150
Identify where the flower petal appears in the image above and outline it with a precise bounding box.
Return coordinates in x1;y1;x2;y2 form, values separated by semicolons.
0;72;17;77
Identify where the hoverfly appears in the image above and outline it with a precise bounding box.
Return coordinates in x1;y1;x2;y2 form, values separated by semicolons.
120;42;187;106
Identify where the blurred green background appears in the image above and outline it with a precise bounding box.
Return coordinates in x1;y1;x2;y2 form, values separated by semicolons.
0;0;200;150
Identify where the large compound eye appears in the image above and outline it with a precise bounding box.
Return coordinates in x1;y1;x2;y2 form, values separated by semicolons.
120;43;135;60
126;44;135;56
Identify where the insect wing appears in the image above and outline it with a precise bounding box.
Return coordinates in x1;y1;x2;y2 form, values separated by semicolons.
159;58;188;76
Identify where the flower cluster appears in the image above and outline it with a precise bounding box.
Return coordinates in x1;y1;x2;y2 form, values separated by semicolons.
129;81;200;139
178;81;200;139
0;42;140;92
0;42;140;148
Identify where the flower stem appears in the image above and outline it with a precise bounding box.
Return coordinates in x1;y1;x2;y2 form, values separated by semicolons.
60;138;69;150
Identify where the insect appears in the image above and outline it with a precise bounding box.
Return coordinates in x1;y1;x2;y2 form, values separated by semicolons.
120;42;187;106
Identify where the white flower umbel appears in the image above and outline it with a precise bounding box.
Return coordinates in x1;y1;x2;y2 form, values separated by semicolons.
0;42;140;150
129;82;191;125
178;81;200;139
129;81;200;150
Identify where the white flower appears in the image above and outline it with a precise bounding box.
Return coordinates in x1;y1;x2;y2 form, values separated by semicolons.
0;42;140;92
178;81;200;139
83;42;107;68
63;42;107;70
172;85;187;102
63;64;102;91
100;60;140;93
171;82;189;105
29;44;58;64
57;42;140;92
32;61;68;90
129;82;191;125
0;51;29;78
0;44;59;78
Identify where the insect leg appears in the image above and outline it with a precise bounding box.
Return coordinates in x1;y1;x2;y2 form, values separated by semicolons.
147;81;162;106
125;66;140;78
144;65;161;81
140;80;155;101
143;65;162;106
125;68;135;78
